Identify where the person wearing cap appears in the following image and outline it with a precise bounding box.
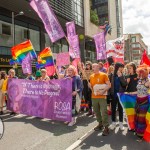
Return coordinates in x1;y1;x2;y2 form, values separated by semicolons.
41;69;50;81
109;62;127;131
36;70;42;81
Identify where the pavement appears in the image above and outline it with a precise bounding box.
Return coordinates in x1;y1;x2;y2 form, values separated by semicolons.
0;111;150;150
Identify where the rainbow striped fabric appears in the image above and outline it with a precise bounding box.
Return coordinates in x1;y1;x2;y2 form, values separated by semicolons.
143;106;150;142
118;93;150;142
36;47;54;68
10;40;37;64
118;93;136;130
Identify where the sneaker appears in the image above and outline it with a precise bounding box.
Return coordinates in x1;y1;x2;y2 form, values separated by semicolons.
86;110;93;116
119;122;125;130
0;111;3;115
10;112;16;116
102;126;109;136
94;123;103;131
68;117;76;126
109;122;116;130
64;121;69;125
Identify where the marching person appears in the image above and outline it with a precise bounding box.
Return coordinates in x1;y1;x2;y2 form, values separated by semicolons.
66;65;82;126
135;66;150;141
35;70;42;81
99;62;107;73
82;61;93;116
41;69;50;81
109;62;127;130
89;63;111;136
8;69;18;115
0;71;6;115
126;62;138;93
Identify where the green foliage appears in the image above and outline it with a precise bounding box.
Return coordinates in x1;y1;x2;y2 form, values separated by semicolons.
90;9;99;26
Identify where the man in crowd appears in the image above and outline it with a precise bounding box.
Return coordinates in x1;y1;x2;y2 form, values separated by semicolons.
99;62;107;73
89;63;111;136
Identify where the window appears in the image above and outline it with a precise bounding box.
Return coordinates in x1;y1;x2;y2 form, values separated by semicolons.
23;29;30;39
131;37;136;43
2;24;11;35
132;50;140;54
133;57;140;60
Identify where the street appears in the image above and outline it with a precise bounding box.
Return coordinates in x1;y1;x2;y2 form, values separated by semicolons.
0;111;150;150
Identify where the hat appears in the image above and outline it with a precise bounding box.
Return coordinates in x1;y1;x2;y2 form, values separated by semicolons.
36;70;41;77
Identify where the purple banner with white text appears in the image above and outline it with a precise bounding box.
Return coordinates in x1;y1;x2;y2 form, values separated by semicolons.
7;78;72;122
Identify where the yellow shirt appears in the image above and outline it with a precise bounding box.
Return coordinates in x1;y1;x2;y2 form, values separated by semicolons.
1;78;8;92
90;72;109;98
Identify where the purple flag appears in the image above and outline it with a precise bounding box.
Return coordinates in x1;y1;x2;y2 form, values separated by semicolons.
30;0;65;43
66;21;76;37
94;32;106;60
7;78;72;122
68;35;80;58
22;53;32;74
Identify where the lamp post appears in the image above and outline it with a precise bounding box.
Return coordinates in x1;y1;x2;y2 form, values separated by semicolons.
12;11;24;46
12;11;24;74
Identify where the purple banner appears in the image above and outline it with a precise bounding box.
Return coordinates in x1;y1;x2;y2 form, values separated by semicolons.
93;32;106;60
30;0;65;43
68;35;80;58
7;78;72;122
22;53;32;74
66;21;76;37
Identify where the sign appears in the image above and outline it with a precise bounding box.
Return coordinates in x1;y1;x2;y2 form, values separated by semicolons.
7;78;72;122
0;55;11;66
56;52;70;66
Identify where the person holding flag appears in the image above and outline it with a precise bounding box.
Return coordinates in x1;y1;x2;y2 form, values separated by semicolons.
135;65;150;141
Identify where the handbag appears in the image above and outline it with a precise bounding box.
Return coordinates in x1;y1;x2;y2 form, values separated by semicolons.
74;76;81;113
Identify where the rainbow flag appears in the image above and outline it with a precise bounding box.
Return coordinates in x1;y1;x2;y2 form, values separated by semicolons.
10;40;37;64
143;106;150;142
118;93;136;130
36;47;54;68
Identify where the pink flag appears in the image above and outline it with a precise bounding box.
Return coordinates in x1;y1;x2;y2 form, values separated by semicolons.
93;32;106;60
72;58;80;69
68;35;80;59
45;66;55;76
30;0;65;43
22;53;32;74
66;21;76;37
56;52;70;66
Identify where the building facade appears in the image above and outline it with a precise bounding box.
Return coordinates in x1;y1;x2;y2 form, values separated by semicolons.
124;33;148;64
84;0;123;62
92;0;123;39
0;0;84;73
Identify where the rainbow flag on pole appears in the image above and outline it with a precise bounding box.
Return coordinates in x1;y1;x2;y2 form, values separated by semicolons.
36;47;54;68
10;40;37;64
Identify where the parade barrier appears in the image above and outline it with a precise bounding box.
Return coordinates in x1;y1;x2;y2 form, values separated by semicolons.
7;78;72;122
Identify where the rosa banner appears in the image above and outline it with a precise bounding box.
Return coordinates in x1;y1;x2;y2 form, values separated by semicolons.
7;78;72;122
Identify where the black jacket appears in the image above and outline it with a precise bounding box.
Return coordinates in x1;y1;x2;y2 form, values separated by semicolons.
110;74;127;96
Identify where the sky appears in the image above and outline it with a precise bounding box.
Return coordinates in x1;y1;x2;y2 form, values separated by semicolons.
122;0;150;53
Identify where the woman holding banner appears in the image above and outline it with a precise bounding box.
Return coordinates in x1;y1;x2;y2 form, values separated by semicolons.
66;65;82;126
41;69;50;81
